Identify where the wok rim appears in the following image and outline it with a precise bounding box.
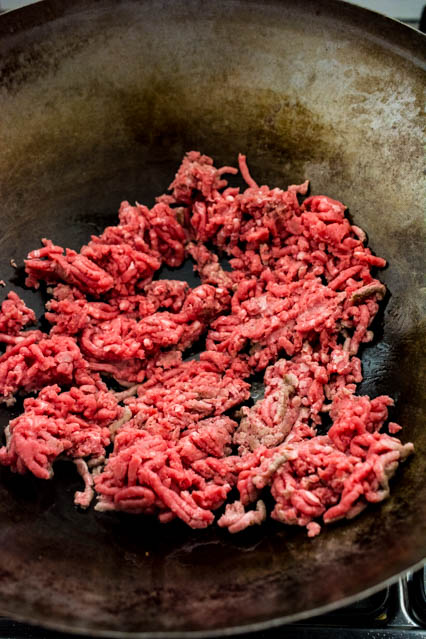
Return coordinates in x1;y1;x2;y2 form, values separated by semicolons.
0;559;424;637
0;0;424;635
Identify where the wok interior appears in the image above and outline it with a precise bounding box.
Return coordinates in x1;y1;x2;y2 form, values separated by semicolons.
0;0;424;634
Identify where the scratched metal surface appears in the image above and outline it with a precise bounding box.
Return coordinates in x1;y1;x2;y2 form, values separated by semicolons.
0;1;424;635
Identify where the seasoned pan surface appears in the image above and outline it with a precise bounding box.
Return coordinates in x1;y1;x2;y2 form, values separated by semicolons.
0;0;425;634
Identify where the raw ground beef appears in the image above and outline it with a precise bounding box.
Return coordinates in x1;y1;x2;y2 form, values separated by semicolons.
0;151;413;537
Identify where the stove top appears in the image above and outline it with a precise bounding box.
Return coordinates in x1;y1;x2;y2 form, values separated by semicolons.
1;566;425;638
0;2;424;639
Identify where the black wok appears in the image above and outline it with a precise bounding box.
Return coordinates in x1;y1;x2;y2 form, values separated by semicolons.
0;0;425;635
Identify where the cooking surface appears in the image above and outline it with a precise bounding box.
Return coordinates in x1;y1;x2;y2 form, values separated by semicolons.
0;0;424;636
1;0;425;22
1;569;425;637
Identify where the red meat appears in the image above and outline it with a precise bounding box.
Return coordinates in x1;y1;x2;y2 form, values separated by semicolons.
0;381;122;494
0;151;413;537
219;392;413;535
94;416;238;527
25;240;115;295
0;291;36;343
0;333;89;405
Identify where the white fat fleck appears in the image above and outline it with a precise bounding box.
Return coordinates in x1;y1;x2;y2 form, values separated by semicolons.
73;459;94;509
109;406;132;439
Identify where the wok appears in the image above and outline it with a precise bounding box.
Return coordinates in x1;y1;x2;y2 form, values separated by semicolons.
0;0;425;635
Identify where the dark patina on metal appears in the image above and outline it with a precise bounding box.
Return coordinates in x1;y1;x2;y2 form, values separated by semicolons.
0;1;424;635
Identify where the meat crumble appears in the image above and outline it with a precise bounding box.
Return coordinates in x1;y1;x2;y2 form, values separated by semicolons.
0;152;413;537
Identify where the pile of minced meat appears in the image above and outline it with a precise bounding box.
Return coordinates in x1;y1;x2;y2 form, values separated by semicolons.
0;152;413;537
